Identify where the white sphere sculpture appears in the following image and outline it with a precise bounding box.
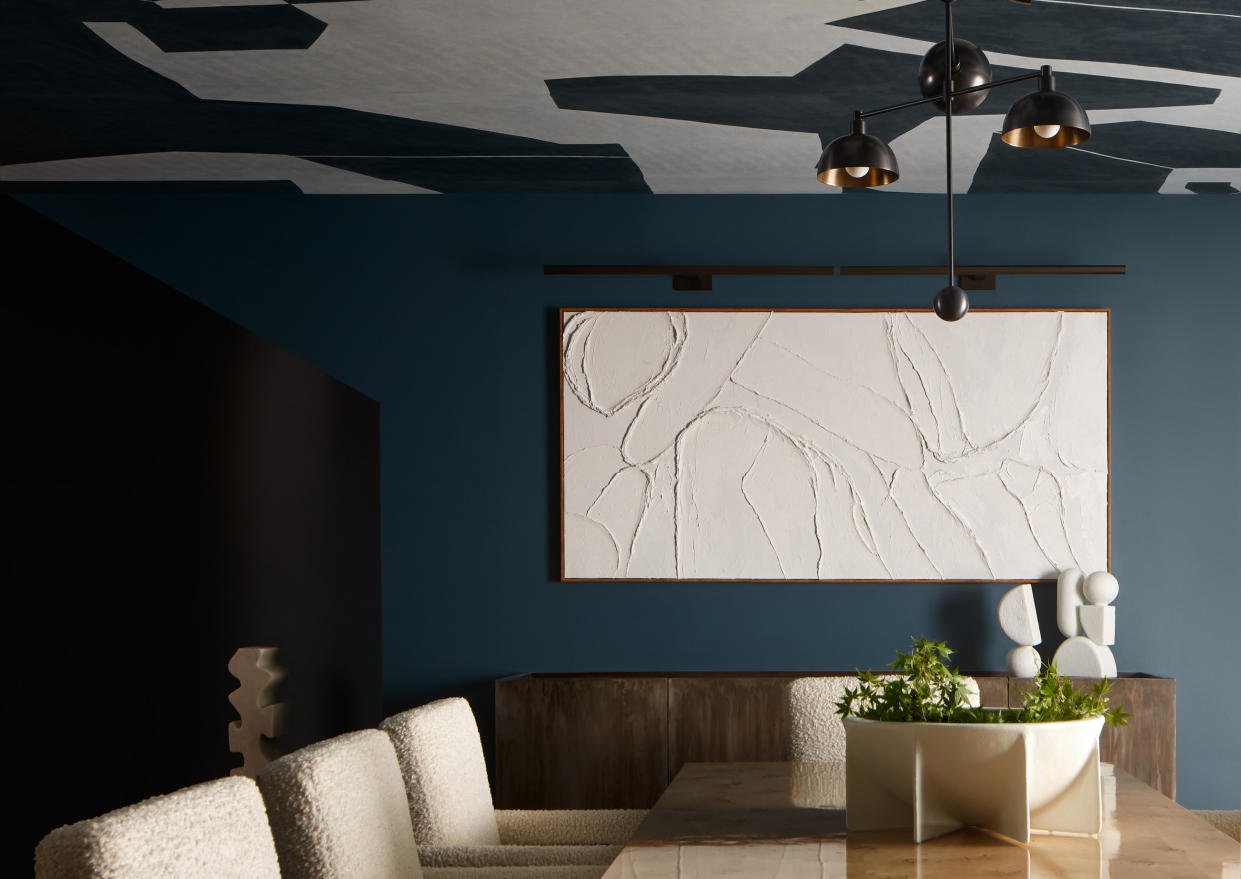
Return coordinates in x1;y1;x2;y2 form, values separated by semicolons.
1083;571;1119;605
1006;645;1041;678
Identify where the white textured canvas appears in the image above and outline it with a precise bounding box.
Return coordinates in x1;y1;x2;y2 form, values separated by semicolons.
561;309;1107;581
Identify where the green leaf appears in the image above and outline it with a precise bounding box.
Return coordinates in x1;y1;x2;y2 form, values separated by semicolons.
839;639;1131;727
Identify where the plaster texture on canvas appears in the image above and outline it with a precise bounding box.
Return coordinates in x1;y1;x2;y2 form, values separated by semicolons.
562;310;1107;581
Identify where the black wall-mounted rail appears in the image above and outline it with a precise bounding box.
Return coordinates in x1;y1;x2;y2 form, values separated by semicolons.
841;264;1126;291
543;264;1124;292
543;264;835;291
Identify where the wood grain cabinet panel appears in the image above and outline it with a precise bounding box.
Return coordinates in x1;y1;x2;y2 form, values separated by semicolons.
498;673;1174;807
668;677;794;778
1009;674;1175;798
495;674;667;809
666;673;1007;776
973;674;1009;708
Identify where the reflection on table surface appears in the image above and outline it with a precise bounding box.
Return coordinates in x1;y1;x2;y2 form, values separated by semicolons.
604;762;1240;879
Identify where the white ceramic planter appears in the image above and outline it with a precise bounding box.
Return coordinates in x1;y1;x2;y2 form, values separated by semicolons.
844;714;1105;844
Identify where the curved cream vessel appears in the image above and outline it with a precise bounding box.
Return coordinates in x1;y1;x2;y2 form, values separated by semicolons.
844;714;1105;843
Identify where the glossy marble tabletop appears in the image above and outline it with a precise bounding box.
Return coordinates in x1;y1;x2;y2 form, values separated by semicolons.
602;762;1239;878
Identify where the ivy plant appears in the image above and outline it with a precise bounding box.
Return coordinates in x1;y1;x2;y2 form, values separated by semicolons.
835;636;1131;727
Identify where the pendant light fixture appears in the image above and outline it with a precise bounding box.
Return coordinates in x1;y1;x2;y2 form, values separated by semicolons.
816;0;1091;320
1002;67;1091;148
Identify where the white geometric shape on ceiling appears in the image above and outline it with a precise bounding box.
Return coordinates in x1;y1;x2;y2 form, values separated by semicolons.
2;0;1236;193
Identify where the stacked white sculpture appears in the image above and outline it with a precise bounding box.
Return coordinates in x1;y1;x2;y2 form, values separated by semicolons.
998;571;1119;678
998;583;1042;677
1052;569;1119;678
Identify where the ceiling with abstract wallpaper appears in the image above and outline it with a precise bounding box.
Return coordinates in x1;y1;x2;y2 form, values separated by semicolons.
2;0;1238;194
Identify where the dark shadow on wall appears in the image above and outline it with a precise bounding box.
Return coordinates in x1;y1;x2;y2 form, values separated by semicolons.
547;307;563;581
933;586;994;670
937;581;1066;674
0;196;382;871
1030;580;1065;662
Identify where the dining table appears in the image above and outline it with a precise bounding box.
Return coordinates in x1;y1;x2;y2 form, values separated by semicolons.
600;761;1239;878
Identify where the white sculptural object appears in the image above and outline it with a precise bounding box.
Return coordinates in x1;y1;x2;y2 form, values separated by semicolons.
1056;568;1086;638
1054;633;1117;678
1079;604;1116;645
1083;570;1119;605
228;646;290;776
1053;569;1118;678
998;583;1041;677
1007;645;1041;678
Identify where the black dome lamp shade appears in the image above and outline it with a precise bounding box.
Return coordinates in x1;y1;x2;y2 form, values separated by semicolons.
816;113;899;188
815;1;1091;320
1002;67;1091;148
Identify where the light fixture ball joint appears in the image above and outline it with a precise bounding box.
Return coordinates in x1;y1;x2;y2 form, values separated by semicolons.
919;39;992;114
934;285;970;321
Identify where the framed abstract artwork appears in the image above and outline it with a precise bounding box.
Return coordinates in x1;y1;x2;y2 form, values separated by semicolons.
560;309;1108;582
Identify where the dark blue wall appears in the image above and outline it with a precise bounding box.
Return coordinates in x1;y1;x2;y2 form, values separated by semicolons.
20;193;1241;808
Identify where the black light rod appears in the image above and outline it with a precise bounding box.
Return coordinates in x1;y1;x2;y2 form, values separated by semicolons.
840;266;1125;275
945;0;955;291
543;265;836;276
544;265;1124;276
857;70;1043;120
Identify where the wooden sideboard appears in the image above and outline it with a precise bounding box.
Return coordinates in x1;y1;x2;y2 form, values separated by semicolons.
495;672;1174;809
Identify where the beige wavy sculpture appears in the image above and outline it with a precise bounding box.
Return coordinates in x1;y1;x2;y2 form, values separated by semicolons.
228;646;290;777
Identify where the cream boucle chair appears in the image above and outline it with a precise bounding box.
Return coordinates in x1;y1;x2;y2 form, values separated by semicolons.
787;674;982;762
34;776;281;879
258;729;425;879
258;727;609;879
380;697;646;868
1192;810;1240;842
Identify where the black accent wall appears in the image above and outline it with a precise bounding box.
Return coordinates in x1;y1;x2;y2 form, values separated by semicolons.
1;196;382;871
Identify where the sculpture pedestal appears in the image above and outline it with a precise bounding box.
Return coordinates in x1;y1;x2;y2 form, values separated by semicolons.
845;715;1104;843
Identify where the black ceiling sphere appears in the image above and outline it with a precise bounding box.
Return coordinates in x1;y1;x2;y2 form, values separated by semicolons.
934;285;970;321
919;39;993;114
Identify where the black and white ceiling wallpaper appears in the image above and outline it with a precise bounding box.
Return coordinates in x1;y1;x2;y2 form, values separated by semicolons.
2;0;1238;194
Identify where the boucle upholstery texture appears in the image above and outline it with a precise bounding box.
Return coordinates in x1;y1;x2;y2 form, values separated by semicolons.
258;728;424;879
1192;810;1241;841
381;697;502;846
495;810;646;845
424;868;606;879
380;697;645;869
34;776;280;879
418;844;623;868
787;675;981;762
